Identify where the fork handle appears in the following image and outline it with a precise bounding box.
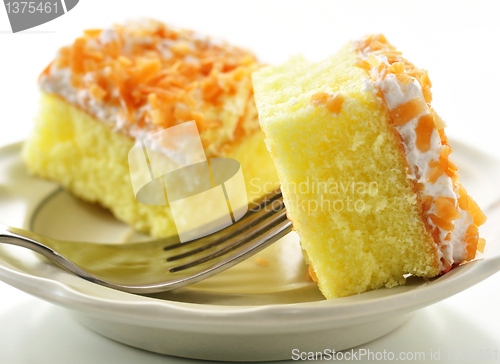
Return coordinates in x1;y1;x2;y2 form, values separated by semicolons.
0;225;100;283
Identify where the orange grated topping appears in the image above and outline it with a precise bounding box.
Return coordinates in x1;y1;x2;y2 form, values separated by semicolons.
70;37;86;75
436;197;461;222
422;85;432;103
376;63;388;81
429;213;455;232
419;71;432;89
415;114;434;152
429;159;439;168
353;57;371;71
439;146;458;178
255;257;269;267
395;72;412;85
438;129;448;145
389;61;405;73
310;91;330;105
445;160;458;178
307;265;318;282
389;98;426;126
89;84;107;101
368;54;380;67
354;34;487;257
353;34;433;97
439;146;451;168
465;224;479;260
477;238;486;254
430;108;447;130
428;166;443;183
468;196;487;227
39;20;259;143
83;29;102;37
326;94;345;114
310;92;345;115
354;34;394;55
421;195;433;212
416;182;425;192
456;182;469;211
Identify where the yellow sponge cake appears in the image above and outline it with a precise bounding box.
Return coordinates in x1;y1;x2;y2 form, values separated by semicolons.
252;35;486;299
23;20;279;238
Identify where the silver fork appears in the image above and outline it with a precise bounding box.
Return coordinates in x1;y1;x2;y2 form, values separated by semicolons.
0;189;292;294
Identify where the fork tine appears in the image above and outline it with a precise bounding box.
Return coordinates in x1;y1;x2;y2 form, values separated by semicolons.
168;208;291;272
163;188;283;251
0;188;291;294
166;196;285;261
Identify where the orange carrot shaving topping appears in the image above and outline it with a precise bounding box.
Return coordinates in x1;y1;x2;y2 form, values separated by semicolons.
445;160;458;178
438;129;448;145
368;54;380;67
191;111;206;131
202;76;224;102
439;146;452;171
395;72;412;85
430;108;447;129
370;62;388;81
428;166;444;183
354;34;487;259
477;238;486;254
310;91;330;106
416;182;425;191
307;265;318;282
468;196;487;227
353;57;371;71
89;84;107;101
415;114;434;152
255;257;269;267
438;146;459;178
310;92;345;115
429;213;455;232
465;224;479;260
354;35;433;104
40;20;259;139
456;183;469;211
389;61;405;73
326;94;345;114
406;68;424;79
173;106;192;121
429;159;439;168
421;195;433;212
389;98;426;126
419;71;432;89
83;29;102;37
436;197;461;222
70;37;86;75
354;34;394;54
422;85;432;103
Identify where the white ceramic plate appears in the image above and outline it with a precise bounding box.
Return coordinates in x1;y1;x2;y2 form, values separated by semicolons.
0;141;500;362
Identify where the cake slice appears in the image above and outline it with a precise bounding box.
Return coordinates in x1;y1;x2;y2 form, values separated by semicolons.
252;35;486;299
23;20;279;238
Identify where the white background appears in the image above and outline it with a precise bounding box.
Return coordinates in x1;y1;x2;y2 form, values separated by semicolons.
1;1;500;363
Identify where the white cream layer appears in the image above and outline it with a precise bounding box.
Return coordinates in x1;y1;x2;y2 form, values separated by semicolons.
362;57;472;271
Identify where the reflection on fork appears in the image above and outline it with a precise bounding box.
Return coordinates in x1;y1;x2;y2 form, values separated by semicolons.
0;189;291;294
